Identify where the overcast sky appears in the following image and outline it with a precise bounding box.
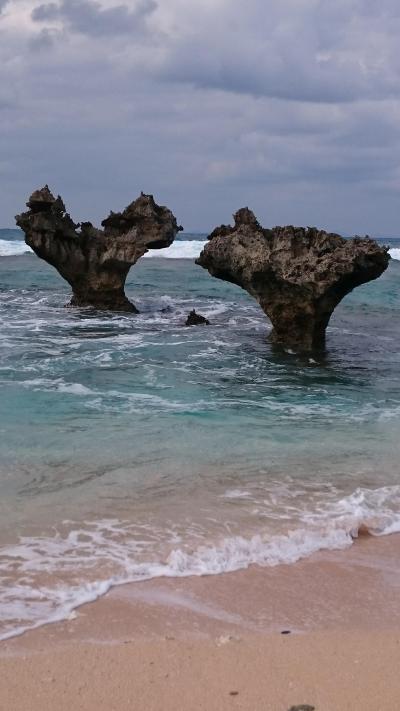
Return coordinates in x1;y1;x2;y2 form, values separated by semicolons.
1;0;400;234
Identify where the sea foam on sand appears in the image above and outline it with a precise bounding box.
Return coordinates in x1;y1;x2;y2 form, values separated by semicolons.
1;485;400;642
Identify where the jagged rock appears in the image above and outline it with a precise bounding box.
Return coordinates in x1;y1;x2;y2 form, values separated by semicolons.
196;208;389;351
185;309;210;326
16;186;182;311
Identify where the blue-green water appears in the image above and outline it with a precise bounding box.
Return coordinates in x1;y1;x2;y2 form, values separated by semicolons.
0;238;399;639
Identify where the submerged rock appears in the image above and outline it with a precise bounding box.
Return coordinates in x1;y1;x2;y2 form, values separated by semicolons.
16;186;182;311
196;208;389;351
185;309;210;326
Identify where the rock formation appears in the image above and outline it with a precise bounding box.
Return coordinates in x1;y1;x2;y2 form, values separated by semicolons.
196;208;389;351
16;186;182;311
185;310;210;326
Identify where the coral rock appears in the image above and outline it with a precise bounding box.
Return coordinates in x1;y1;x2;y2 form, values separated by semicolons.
16;186;182;311
196;208;389;351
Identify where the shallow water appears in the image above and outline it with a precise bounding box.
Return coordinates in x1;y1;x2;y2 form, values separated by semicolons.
0;237;399;639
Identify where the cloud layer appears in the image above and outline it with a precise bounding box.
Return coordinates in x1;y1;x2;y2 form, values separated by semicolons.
31;0;157;37
1;0;400;234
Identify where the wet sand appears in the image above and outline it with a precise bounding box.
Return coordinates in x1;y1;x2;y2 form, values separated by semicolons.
1;534;400;710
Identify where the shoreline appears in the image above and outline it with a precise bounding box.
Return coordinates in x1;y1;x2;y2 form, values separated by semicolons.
1;524;399;645
2;533;400;710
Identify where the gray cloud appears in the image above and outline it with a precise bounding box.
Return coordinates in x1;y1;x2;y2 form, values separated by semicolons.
29;26;61;50
31;0;157;36
159;0;400;104
1;0;400;236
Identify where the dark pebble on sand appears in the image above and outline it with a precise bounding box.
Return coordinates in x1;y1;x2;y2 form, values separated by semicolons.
288;705;315;711
281;630;291;635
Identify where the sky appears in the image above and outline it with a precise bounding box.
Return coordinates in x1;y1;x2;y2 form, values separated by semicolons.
1;0;400;234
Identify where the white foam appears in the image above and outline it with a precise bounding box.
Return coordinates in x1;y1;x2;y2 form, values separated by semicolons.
56;382;94;395
1;237;399;262
2;239;397;261
22;378;91;394
0;528;349;641
144;240;205;259
0;238;205;259
1;485;400;641
0;240;32;256
223;489;252;499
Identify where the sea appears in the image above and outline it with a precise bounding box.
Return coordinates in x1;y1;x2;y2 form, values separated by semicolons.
0;227;399;641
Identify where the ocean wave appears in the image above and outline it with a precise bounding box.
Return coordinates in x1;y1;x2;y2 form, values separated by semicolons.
1;485;400;641
0;239;32;256
12;376;400;422
1;238;399;261
144;240;205;259
0;238;205;259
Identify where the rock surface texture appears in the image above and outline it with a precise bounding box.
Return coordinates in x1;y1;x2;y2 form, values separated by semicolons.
196;208;390;351
16;186;182;311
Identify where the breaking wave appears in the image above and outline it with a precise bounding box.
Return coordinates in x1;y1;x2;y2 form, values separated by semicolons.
0;239;32;256
0;239;400;260
1;485;400;641
0;238;205;259
144;240;205;259
1;238;399;261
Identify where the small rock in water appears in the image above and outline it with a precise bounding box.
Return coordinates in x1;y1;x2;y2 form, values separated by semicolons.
185;309;210;326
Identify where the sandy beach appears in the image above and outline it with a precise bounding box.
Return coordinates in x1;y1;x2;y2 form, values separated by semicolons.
1;533;400;711
2;630;400;711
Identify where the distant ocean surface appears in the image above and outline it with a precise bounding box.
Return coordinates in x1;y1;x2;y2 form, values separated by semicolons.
1;228;400;261
0;227;399;640
0;229;207;259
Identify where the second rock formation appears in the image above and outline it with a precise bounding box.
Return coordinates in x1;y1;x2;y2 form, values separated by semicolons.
196;208;389;351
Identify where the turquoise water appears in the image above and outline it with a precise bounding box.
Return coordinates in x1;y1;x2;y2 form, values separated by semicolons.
0;238;399;639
